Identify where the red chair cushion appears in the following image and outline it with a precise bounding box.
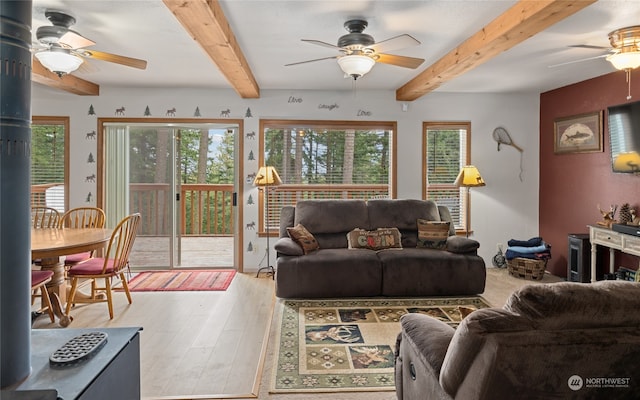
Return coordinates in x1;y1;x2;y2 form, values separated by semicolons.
31;270;54;286
68;258;117;276
64;252;91;264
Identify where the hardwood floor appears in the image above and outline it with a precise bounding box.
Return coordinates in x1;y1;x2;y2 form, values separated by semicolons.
32;267;563;399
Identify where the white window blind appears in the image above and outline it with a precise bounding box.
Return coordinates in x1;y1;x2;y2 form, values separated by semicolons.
31;117;68;213
260;120;395;231
423;122;470;231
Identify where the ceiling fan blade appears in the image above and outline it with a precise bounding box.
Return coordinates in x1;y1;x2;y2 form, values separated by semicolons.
59;30;95;49
368;34;420;54
301;39;342;50
285;55;339;67
568;44;610;50
78;50;147;70
375;53;424;69
548;53;609;68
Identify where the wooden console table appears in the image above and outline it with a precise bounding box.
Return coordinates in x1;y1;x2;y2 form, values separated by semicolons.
589;225;640;282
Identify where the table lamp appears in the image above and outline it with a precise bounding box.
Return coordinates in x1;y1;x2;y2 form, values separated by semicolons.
253;166;282;278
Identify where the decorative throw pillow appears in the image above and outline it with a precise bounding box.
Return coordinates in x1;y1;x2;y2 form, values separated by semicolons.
416;219;450;250
347;227;402;250
286;224;319;254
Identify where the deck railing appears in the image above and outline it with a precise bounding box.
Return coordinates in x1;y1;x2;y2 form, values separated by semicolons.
131;183;389;235
130;183;234;236
32;183;390;236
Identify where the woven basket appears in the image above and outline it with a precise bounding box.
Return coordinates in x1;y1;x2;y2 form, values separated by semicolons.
507;258;547;280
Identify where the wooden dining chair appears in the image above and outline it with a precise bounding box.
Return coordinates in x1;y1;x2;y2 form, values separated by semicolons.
31;206;61;229
31;270;55;323
65;213;141;319
59;207;106;268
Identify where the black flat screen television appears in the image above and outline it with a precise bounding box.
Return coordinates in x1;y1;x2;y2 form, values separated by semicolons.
607;100;640;173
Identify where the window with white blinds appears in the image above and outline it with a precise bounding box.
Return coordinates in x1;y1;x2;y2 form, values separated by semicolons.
259;120;396;232
423;122;470;232
31;116;69;213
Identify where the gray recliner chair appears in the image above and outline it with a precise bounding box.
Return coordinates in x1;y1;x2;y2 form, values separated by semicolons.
395;280;640;400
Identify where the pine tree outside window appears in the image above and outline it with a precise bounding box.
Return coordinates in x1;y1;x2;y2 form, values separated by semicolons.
31;116;69;213
259;120;396;233
423;122;470;234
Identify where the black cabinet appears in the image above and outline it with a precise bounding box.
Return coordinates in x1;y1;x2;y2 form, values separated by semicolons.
568;233;591;282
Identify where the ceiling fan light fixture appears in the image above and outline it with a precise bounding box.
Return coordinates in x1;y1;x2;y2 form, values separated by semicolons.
337;54;375;80
606;51;640;70
35;47;83;76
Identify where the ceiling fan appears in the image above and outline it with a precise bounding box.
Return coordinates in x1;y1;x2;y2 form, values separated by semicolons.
33;10;147;77
285;19;424;80
550;26;640;70
550;26;640;99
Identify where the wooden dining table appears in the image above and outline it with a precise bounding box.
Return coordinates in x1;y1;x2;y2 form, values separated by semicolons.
31;227;112;327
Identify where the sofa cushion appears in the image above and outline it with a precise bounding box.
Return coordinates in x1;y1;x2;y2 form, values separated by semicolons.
287;224;319;254
504;280;640;330
437;205;457;236
347;227;402;250
400;313;455;376
294;199;368;234
367;199;441;231
379;248;486;296
417;220;450;249
446;236;480;254
275;248;383;298
439;308;536;395
274;237;304;256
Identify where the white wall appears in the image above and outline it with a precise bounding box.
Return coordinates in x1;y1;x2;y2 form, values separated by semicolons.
32;85;540;271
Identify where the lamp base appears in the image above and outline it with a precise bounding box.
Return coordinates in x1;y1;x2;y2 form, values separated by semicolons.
256;265;275;279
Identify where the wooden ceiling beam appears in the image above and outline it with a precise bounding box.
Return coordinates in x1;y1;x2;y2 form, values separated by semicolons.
32;59;100;96
163;0;260;99
396;0;597;101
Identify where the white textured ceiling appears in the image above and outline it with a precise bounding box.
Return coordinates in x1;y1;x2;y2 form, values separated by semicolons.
30;0;640;96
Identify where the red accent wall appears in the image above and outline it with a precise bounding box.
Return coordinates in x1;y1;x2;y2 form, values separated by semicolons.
540;70;640;278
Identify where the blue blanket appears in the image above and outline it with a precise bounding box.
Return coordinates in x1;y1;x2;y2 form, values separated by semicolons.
507;244;548;254
507;237;543;247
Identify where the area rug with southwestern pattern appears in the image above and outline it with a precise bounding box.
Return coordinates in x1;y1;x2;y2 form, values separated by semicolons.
271;296;491;393
126;269;236;292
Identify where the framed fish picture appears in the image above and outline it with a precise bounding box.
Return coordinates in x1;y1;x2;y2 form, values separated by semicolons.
554;111;603;154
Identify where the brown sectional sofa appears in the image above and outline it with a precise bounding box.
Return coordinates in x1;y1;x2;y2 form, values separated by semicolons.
274;199;486;298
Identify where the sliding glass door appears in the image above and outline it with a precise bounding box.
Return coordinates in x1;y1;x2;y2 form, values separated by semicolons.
102;121;238;269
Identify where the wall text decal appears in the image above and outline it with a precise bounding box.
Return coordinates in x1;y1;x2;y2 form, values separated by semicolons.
319;103;339;111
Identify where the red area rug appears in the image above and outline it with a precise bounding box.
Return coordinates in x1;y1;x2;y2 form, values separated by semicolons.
127;269;236;292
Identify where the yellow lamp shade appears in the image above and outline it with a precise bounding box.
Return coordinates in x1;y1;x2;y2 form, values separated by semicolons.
613;151;640;173
454;165;486;187
253;166;282;186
